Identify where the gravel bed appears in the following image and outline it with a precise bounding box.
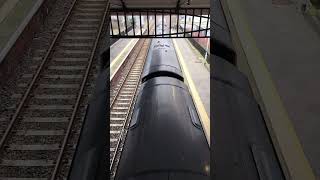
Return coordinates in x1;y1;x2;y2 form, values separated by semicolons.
110;40;150;179
15;122;69;131
54;11;106;178
2;150;60;160
32;88;81;95
0;0;108;178
0;123;8;132
0;166;52;178
7;135;63;145
0;0;74;113
28;98;76;105
57;156;75;179
67;131;82;146
39;78;84;84
110;141;117;148
51;53;91;58
20;109;74;117
0;109;16;119
58;39;96;44
64;32;97;36
43;68;86;74
55;46;93;51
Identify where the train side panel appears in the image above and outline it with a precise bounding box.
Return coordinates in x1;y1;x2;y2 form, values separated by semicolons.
211;56;284;180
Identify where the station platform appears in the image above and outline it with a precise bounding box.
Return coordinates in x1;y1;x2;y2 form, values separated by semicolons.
110;25;149;79
173;38;210;143
173;38;210;115
110;38;139;79
221;0;320;178
0;0;43;63
242;1;320;178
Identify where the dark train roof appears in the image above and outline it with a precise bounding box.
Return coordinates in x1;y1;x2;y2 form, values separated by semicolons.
115;76;209;180
141;39;184;82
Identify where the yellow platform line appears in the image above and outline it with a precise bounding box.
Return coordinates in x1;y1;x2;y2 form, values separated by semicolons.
220;0;316;179
173;39;210;146
110;39;137;80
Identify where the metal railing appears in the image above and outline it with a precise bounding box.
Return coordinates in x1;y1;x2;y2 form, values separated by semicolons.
110;8;210;38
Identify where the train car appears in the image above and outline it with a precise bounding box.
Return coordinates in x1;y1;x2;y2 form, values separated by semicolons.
212;0;236;65
208;1;285;178
141;39;184;82
115;38;209;180
212;55;284;179
115;77;210;180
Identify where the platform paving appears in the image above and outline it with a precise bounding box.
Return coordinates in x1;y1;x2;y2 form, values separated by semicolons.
174;38;210;120
110;25;147;64
0;0;42;63
110;38;135;63
110;38;139;79
238;0;320;177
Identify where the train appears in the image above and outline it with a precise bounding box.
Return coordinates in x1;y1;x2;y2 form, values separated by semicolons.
68;1;285;179
210;0;285;179
114;38;210;180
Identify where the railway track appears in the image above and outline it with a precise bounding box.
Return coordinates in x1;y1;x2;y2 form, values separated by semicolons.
110;38;151;179
0;0;109;179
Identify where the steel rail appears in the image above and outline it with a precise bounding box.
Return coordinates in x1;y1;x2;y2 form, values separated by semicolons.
109;24;154;105
109;39;144;109
110;38;150;173
0;0;79;151
109;27;153;174
110;25;155;176
50;2;110;180
109;39;145;170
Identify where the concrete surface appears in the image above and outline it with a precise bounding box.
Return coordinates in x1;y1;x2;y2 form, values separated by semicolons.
110;38;139;79
110;38;135;62
174;38;210;118
239;0;320;177
0;0;42;63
